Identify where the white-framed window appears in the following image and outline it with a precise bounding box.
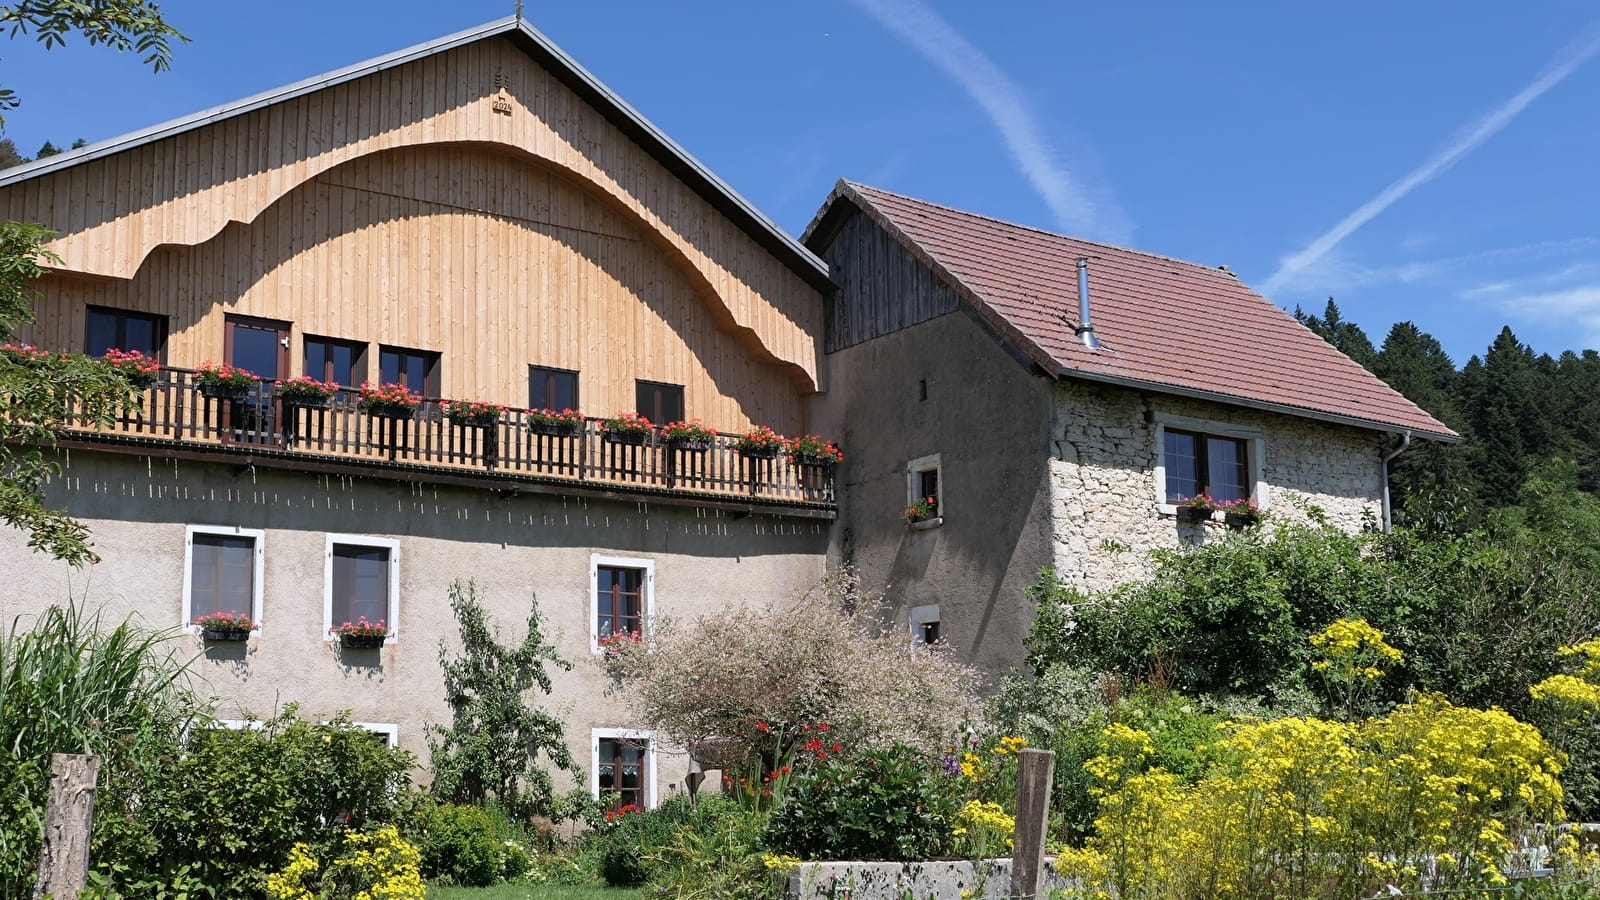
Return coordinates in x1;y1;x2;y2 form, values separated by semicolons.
592;727;656;810
350;722;399;749
324;534;401;641
182;525;265;634
590;554;654;653
1151;414;1265;514
906;453;943;521
909;604;942;646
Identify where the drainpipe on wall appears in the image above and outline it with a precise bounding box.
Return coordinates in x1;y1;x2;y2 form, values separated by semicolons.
1380;430;1412;533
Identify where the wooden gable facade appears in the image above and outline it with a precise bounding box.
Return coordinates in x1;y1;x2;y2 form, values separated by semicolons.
0;21;834;510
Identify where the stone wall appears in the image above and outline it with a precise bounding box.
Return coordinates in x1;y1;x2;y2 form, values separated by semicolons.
1047;379;1387;593
785;859;1074;900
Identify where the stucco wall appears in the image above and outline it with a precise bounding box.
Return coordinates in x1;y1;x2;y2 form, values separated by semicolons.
1047;380;1387;592
811;309;1058;680
0;450;828;800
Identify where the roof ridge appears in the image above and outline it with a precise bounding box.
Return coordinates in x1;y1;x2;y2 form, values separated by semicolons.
843;180;1237;277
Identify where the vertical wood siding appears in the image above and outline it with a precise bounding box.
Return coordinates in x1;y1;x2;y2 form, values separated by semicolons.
0;36;823;408
820;209;962;352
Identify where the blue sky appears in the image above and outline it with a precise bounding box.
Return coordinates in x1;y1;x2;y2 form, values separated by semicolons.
5;1;1599;365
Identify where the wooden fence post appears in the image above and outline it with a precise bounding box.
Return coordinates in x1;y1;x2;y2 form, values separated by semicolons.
1010;748;1054;900
32;753;100;900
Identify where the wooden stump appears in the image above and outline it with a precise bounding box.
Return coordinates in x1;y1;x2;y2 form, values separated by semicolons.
33;752;100;900
1010;747;1054;900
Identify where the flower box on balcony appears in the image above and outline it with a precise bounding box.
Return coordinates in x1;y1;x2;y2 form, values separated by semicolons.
602;412;654;445
443;398;505;428
527;408;584;437
785;434;843;469
734;425;785;459
198;381;251;401
281;393;332;410
195;363;259;400
276;376;338;409
358;382;421;420
531;421;580;437
660;419;715;452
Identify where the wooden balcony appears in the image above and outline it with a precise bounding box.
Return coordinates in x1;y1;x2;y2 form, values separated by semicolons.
58;369;836;518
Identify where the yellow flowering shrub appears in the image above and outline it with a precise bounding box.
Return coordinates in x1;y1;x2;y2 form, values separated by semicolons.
266;826;425;900
951;800;1014;857
1056;694;1567;900
1310;618;1402;719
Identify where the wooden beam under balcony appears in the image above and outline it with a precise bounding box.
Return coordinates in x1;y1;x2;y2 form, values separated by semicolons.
56;369;837;520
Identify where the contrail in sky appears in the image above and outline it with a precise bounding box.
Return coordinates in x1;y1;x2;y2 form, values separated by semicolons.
1261;24;1600;297
848;0;1132;243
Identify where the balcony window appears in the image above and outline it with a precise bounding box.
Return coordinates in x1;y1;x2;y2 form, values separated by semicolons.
86;306;166;359
379;346;440;396
634;380;683;426
306;337;367;387
529;365;579;411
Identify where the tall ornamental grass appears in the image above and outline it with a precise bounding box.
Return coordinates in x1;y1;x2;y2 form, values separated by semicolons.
0;603;192;896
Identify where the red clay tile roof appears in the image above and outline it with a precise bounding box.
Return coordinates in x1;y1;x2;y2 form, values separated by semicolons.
814;181;1457;441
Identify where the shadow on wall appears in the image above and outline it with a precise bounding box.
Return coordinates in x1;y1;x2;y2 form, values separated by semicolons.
44;452;829;560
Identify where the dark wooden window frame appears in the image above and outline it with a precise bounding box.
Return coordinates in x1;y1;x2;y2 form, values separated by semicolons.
907;454;942;518
85;305;168;360
305;335;369;387
529;364;580;412
1162;427;1253;504
634;380;685;425
378;345;441;398
594;563;647;647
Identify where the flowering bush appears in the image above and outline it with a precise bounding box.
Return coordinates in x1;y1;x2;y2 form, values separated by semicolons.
193;611;258;632
358;382;421;413
1310;617;1403;719
601;411;653;436
0;342;56;364
526;407;585;429
763;743;960;861
733;425;785;455
599;568;979;774
904;497;936;523
333;617;389;638
275;375;337;400
265;825;425;900
103;348;160;382
1055;693;1567;900
951;799;1014;857
659;418;716;442
195;362;258;388
442;398;506;423
785;434;843;465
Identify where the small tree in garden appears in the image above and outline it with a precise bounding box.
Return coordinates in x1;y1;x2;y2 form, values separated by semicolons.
429;580;582;821
600;568;981;772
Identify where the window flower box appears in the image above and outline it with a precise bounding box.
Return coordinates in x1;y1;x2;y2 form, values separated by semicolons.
195;362;259;401
276;376;338;409
1175;494;1219;522
602;412;654;445
1222;498;1263;529
527;407;584;437
104;348;160;389
734;425;785;459
358;382;421;420
785;434;843;468
443;398;505;428
194;611;257;642
904;497;937;524
334;617;389;649
661;418;716;452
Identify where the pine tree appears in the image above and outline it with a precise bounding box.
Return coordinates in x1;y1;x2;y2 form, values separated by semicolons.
1295;298;1378;369
1372;322;1477;531
0;138;23;168
33;140;61;159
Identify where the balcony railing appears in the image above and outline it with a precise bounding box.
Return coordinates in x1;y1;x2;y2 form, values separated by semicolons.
60;369;835;513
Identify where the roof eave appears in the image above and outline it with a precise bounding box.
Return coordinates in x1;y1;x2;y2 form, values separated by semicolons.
0;17;835;292
1054;365;1462;443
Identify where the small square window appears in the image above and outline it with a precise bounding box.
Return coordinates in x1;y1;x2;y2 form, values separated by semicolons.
379;346;440;396
86;305;167;360
593;729;654;810
305;336;368;387
635;380;684;425
182;525;264;632
529;365;579;412
591;555;654;653
907;454;943;519
324;535;400;640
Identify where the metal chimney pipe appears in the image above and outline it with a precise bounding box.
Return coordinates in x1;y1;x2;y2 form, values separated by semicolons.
1075;259;1103;351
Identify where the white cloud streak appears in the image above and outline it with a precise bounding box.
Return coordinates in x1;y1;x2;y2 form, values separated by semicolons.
846;0;1132;243
1261;23;1600;297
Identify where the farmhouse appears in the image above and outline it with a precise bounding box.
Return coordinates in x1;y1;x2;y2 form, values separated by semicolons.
0;18;1452;807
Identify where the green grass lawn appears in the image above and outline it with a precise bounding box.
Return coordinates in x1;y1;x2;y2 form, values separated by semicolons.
427;884;638;900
